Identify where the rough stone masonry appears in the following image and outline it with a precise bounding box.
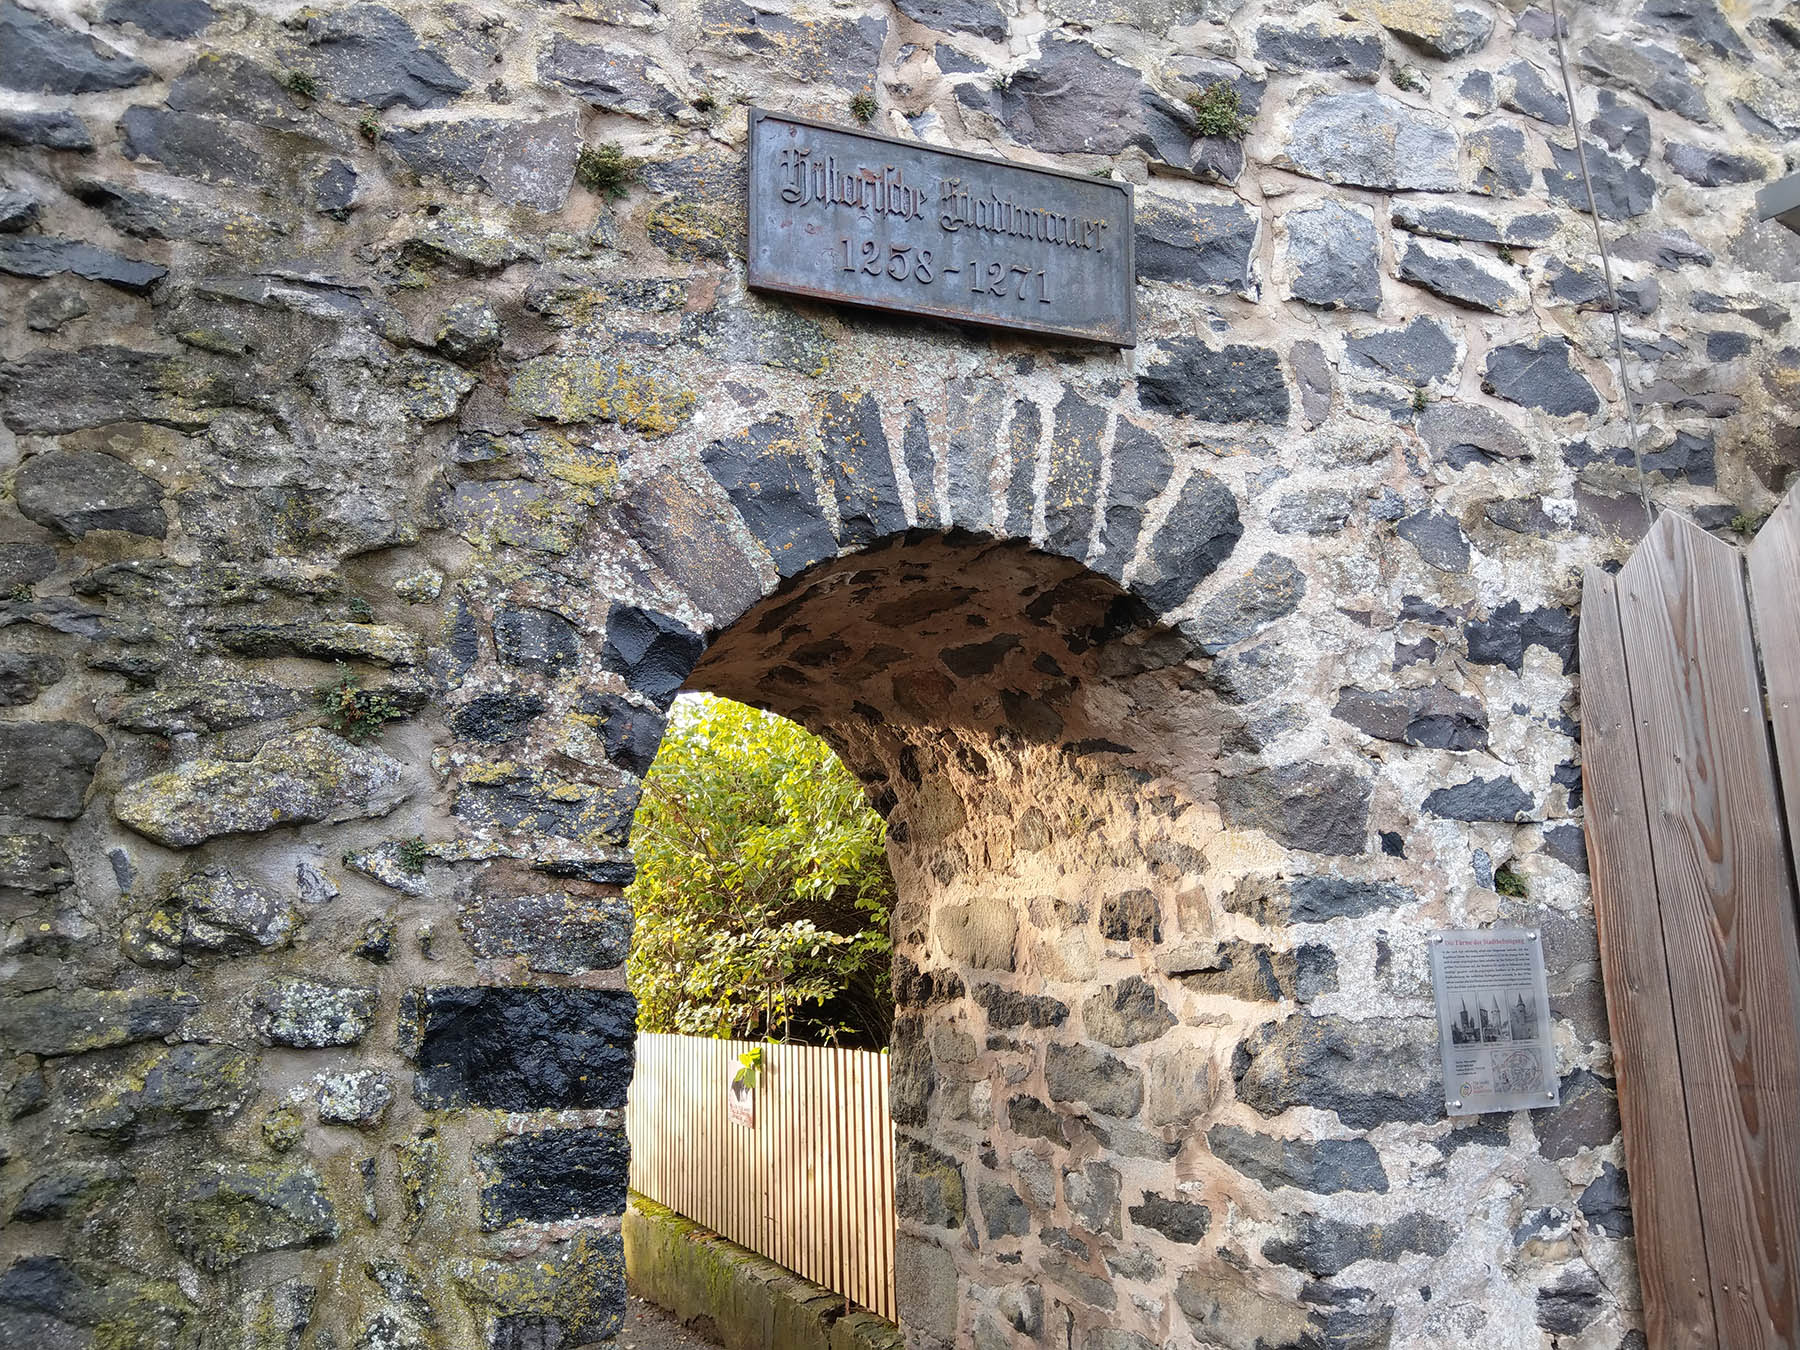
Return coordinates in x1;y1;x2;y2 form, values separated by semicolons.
0;0;1794;1345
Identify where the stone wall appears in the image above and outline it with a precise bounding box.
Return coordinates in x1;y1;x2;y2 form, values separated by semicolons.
0;0;1795;1345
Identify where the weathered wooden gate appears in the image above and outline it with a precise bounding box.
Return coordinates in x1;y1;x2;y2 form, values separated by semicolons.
1581;489;1800;1349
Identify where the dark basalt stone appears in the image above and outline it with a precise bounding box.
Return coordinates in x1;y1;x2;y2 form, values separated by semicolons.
0;237;166;293
299;4;470;110
384;113;581;213
1233;1014;1440;1130
15;450;167;537
1254;21;1383;79
973;983;1069;1029
1134;193;1258;293
1219;763;1370;856
0;721;105;819
1333;685;1489;751
1395;511;1471;573
1129;1192;1211;1243
493;606;581;679
1533;1068;1620;1158
1577;38;1708;125
576;691;666;776
0;0;151;93
406;985;637;1110
0;190;37;232
1263;1212;1451;1275
1096;421;1175;580
1082;976;1175;1046
1206;1124;1389;1194
104;0;215;38
1465;600;1578;673
1543;142;1655;221
449;691;545;744
0;987;198;1056
1099;888;1162;943
0;652;64;706
1483;336;1600;415
1578;1161;1632;1236
1664;141;1765;186
1043;389;1107;558
816;390;906;547
538;35;682;118
1345;317;1459;388
893;0;1007;40
171;1162;340;1270
478;1127;630;1228
600;605;704;710
1536;1265;1605;1333
0;109;93;149
1423;775;1535;822
986;39;1192;165
0;833;74;893
120;106;271;187
1044;1042;1144;1117
1137;339;1289;425
701;417;837;577
1285;200;1381;313
459;891;632;975
1131;469;1243;613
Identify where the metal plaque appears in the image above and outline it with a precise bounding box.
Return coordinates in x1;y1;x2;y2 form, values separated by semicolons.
748;109;1135;347
1429;927;1560;1116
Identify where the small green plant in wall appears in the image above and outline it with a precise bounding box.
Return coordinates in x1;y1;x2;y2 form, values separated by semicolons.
577;142;641;199
1186;81;1250;139
317;665;406;743
849;91;878;123
396;836;432;876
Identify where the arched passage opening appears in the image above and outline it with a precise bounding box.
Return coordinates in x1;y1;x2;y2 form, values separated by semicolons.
675;529;1382;1349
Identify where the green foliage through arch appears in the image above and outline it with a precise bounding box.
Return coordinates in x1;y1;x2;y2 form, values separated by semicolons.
626;695;894;1047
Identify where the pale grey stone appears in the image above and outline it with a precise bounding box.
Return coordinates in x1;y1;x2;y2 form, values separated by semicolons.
1282;93;1459;191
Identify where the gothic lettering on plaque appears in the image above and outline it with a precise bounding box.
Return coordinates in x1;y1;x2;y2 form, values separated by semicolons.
747;110;1135;347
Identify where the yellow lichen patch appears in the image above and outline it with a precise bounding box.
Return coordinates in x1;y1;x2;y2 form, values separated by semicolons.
509;356;696;437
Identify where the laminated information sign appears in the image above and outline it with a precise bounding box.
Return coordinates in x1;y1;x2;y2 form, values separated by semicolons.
1429;927;1560;1116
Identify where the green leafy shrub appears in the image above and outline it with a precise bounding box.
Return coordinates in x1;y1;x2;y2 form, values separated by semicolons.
627;695;894;1047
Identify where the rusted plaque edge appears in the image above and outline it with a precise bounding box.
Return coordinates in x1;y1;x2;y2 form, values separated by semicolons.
747;108;1136;347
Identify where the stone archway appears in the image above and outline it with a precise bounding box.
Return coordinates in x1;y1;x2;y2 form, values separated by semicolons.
8;0;1777;1341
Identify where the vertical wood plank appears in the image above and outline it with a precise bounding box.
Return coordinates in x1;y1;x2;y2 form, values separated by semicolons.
1616;513;1800;1348
1747;487;1800;891
1581;568;1718;1349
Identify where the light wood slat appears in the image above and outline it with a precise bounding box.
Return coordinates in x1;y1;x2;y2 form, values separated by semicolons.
1581;569;1719;1349
1748;488;1800;896
628;1033;897;1316
1616;513;1800;1348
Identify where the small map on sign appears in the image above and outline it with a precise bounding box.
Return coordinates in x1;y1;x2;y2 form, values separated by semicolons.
1430;928;1559;1116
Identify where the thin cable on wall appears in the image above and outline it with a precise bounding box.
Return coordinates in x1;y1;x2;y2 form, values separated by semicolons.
1548;0;1657;524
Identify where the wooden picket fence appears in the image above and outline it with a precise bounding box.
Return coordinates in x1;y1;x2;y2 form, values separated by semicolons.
1581;489;1800;1349
625;1032;897;1321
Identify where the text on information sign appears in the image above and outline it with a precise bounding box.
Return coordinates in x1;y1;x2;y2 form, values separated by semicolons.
747;110;1136;347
